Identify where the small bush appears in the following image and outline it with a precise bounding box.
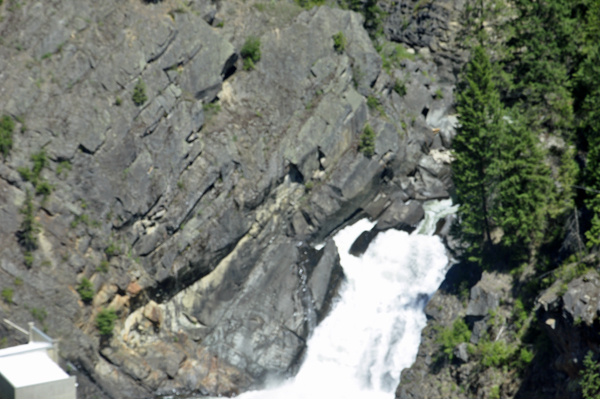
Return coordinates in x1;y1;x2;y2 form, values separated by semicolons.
333;31;346;53
366;95;386;116
1;288;13;304
115;96;122;106
0;115;14;160
241;36;261;71
438;318;471;360
105;242;118;257
132;79;148;106
295;0;325;9
31;307;47;323
77;277;94;303
96;308;118;336
19;190;38;253
581;351;600;399
359;124;376;157
393;79;407;96
435;88;444;99
56;160;72;176
14;277;23;286
96;260;109;273
203;101;221;123
480;340;513;368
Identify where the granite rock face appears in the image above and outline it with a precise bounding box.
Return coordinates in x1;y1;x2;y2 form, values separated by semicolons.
0;0;459;397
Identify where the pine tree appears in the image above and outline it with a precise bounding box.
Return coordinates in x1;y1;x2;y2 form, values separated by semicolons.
452;45;504;259
493;111;552;253
505;0;576;139
576;0;600;248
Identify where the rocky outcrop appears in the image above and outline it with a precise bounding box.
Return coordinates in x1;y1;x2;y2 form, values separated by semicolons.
0;0;459;397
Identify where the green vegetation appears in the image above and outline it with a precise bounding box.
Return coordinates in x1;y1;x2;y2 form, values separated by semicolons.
358;124;375;157
580;351;600;399
379;42;414;74
30;307;47;323
332;31;346;53
295;0;325;9
105;241;119;257
1;288;13;304
366;95;384;115
96;260;109;273
0;115;14;160
203;101;221;123
18;150;53;202
393;79;407;96
437;318;471;360
452;46;553;262
77;277;94;303
56;160;71;176
132;79;148;106
19;190;37;267
96;308;118;336
115;96;122;106
241;36;261;71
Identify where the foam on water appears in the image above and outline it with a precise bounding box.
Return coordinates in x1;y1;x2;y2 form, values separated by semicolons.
226;199;456;399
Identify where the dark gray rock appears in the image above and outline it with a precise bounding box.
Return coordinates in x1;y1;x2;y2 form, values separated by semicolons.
376;200;424;232
466;285;500;317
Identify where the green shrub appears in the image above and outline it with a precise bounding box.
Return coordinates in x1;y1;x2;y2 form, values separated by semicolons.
581;351;600;399
30;307;47;323
295;0;325;9
115;96;122;106
518;347;534;369
435;88;444;99
490;385;500;399
480;340;513;368
77;277;94;303
366;95;384;115
14;277;23;286
105;242;118;257
1;288;13;304
96;308;118;336
512;298;528;330
19;190;38;253
132;79;148;106
359;124;376;157
241;36;261;70
56;160;72;176
438;318;471;360
0;115;14;160
203;101;221;123
333;31;346;53
393;79;407;96
96;260;109;273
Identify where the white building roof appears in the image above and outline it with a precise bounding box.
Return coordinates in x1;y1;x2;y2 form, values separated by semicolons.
0;343;70;388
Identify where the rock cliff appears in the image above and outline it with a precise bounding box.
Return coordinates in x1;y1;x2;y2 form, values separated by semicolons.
0;0;463;397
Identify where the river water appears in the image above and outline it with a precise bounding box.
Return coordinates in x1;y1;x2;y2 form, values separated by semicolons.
231;199;458;399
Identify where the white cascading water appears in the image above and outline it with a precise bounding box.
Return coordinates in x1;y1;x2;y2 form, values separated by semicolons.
228;199;458;399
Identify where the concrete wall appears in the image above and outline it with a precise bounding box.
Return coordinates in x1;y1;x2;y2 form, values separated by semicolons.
0;372;15;399
14;377;76;399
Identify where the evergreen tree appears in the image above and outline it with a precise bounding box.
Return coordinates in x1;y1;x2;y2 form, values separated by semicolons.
452;45;504;259
505;0;576;139
493;111;552;253
576;0;600;248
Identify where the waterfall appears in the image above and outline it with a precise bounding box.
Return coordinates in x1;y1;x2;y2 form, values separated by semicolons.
222;199;457;399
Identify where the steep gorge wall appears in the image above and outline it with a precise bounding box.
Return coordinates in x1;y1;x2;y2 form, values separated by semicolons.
0;0;466;397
